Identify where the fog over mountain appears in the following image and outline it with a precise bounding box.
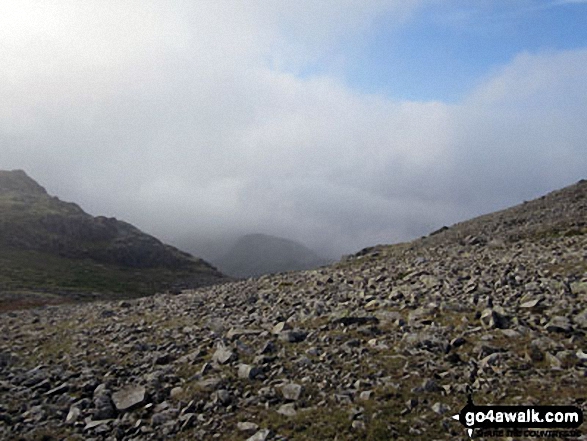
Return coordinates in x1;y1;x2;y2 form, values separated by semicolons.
1;1;586;258
212;234;331;278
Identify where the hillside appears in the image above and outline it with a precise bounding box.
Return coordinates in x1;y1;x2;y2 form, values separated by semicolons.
0;170;226;309
0;179;586;440
214;234;330;278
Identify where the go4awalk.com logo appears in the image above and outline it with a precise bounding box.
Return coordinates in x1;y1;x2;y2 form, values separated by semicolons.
451;395;584;438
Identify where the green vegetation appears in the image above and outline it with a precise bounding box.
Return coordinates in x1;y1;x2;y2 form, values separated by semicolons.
0;248;206;297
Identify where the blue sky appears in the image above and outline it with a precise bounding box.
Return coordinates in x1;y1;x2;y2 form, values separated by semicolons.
1;1;586;257
330;1;587;101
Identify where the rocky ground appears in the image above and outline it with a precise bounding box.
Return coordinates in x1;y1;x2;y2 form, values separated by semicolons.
1;180;586;441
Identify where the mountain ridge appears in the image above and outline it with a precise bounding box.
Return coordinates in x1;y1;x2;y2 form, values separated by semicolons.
0;170;226;309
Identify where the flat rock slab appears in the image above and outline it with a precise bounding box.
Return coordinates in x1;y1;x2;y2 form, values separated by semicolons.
111;385;146;412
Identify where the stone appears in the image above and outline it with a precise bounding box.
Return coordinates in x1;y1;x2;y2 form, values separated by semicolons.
480;308;508;329
479;353;500;369
214;389;231;406
197;377;223;392
93;394;115;420
280;383;303;401
44;382;69;397
352;420;366;430
278;330;308;343
544;316;572;333
213;346;237;364
84;420;112;431
247;429;272;441
421;379;441;393
258;341;277;354
520;297;543;308
170;387;184;401
238;364;262;380
545;352;562;369
180;413;197;430
359;391;373;401
65;406;80;425
431;402;449;415
573;309;587;328
277;403;297;417
111;385;146;412
238;422;260;433
151;411;172;426
271;322;292;334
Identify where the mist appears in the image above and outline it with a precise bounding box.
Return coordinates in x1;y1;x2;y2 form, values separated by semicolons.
1;1;586;259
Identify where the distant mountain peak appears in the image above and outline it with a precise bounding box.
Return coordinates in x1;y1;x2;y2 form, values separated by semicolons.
214;233;329;278
0;169;48;195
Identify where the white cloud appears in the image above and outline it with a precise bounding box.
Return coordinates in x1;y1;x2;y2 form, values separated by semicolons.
0;2;586;257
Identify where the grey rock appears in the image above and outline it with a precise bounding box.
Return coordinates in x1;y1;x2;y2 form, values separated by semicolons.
480;308;509;329
170;387;184;400
359;390;373;401
280;383;303;401
238;421;260;433
213;346;237;364
111;385;146;412
197;377;223;391
238;364;262;380
574;309;587;328
277;403;297;417
93;394;115;420
247;429;272;441
544;316;572;333
352;420;366;430
271;322;292;334
278;330;308;343
214;389;232;406
65;405;80;425
431;402;449;415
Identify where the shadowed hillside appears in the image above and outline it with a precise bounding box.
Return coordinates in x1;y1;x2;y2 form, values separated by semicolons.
0;170;226;309
214;233;330;278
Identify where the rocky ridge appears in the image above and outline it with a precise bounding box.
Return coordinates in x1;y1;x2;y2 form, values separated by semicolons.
0;180;586;440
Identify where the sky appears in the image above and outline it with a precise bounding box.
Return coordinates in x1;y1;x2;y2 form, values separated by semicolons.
1;0;587;259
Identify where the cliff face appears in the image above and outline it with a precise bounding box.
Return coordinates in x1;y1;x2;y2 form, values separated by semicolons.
0;170;226;303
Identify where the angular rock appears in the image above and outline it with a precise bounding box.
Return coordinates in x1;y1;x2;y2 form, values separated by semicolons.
238;421;260;433
480;308;508;329
247;429;272;441
544;316;572;333
271;322;292;334
277;403;297;417
213;346;237;364
111;385;146;412
278;330;308;343
280;383;303;401
238;364;262;380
